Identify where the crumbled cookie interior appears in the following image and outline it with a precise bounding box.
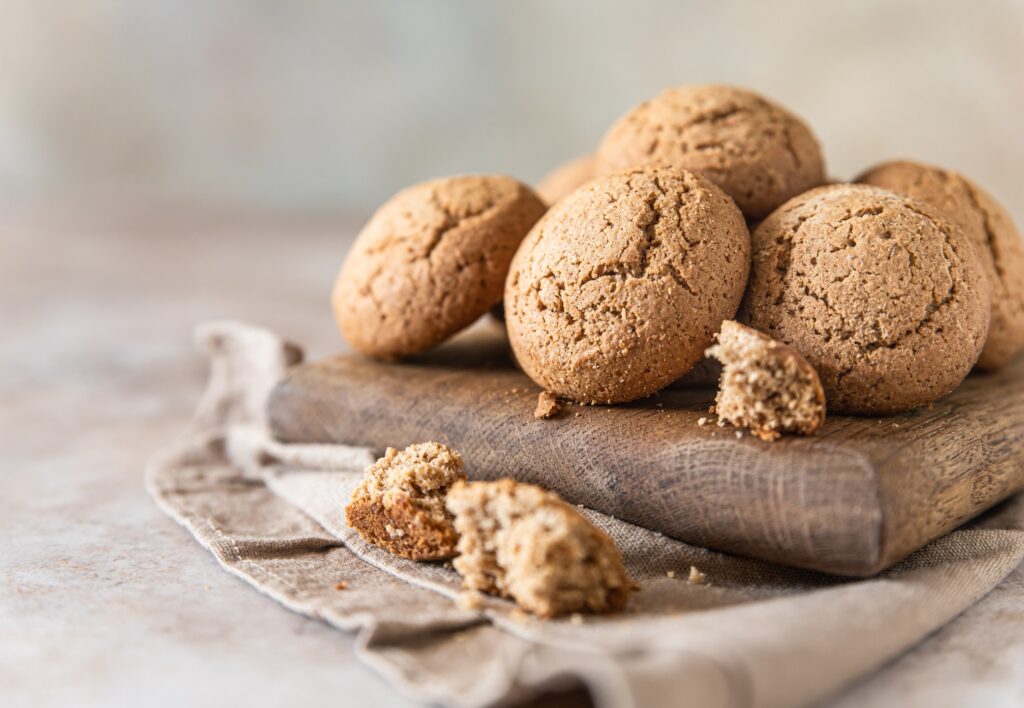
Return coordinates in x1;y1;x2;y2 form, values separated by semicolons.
345;442;465;560
707;321;826;441
446;479;633;618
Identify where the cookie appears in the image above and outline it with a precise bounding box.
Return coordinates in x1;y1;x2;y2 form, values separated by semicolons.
706;320;826;440
857;160;1024;369
740;184;990;415
333;175;547;358
446;479;633;618
345;442;465;560
535;154;595;205
505;165;751;404
595;85;826;218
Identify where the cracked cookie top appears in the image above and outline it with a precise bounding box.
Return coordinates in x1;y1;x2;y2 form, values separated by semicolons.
595;85;825;218
741;184;990;414
504;165;750;404
857;160;1024;370
333;174;546;358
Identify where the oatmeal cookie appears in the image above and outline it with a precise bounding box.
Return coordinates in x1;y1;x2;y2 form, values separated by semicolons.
333;175;546;358
345;442;465;560
505;164;750;404
596;85;825;217
857;159;1024;369
446;479;633;618
706;320;826;440
740;184;990;414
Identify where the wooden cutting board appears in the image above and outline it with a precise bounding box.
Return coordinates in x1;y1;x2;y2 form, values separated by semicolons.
268;321;1024;577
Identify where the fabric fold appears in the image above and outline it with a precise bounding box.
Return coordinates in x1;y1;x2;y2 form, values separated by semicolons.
147;321;1024;708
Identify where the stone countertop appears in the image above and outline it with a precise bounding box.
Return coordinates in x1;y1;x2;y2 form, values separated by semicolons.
2;204;1022;707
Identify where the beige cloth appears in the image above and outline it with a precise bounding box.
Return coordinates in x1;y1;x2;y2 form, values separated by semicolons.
146;322;1024;708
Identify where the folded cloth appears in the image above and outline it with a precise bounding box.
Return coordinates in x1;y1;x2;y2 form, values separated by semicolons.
146;322;1024;708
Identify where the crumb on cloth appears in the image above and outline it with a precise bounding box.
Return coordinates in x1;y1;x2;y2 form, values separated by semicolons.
456;590;484;610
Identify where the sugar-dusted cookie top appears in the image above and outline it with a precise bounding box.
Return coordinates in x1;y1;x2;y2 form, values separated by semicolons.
333;175;546;358
596;85;825;218
858;160;1024;370
505;164;750;404
741;184;990;415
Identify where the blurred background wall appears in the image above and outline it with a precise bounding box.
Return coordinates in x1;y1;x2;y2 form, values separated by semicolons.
1;0;1022;220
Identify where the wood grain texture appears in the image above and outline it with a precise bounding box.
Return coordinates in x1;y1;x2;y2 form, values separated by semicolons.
268;321;1024;576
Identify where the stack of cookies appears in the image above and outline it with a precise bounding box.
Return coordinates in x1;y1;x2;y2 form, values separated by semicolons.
333;84;1024;421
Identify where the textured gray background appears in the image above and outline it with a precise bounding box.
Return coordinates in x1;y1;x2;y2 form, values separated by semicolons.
1;0;1022;221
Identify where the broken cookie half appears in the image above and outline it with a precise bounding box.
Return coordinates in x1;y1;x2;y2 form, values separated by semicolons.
345;442;465;560
706;320;826;441
446;479;634;618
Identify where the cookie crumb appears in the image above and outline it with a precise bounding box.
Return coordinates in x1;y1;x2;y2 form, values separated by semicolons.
569;613;584;625
666;570;676;579
534;391;561;419
697;417;708;426
334;581;349;591
510;608;531;624
688;566;708;584
456;590;484;610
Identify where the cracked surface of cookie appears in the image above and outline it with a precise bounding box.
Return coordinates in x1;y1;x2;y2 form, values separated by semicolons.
595;85;825;218
536;154;596;205
706;320;826;440
345;442;465;560
857;160;1024;370
333;175;547;358
505;165;751;404
740;184;990;415
446;479;633;618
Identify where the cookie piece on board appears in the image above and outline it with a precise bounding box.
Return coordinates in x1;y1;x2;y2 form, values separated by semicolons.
857;160;1024;370
535;154;596;205
741;184;990;415
706;320;826;440
446;479;633;618
596;85;825;218
333;175;547;358
505;165;751;404
345;442;465;560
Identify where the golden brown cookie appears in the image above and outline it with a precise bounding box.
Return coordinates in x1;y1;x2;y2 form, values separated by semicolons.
706;320;826;440
857;160;1024;369
595;85;826;218
446;479;633;618
345;442;466;560
740;184;990;415
505;165;751;404
535;154;595;205
333;175;547;358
